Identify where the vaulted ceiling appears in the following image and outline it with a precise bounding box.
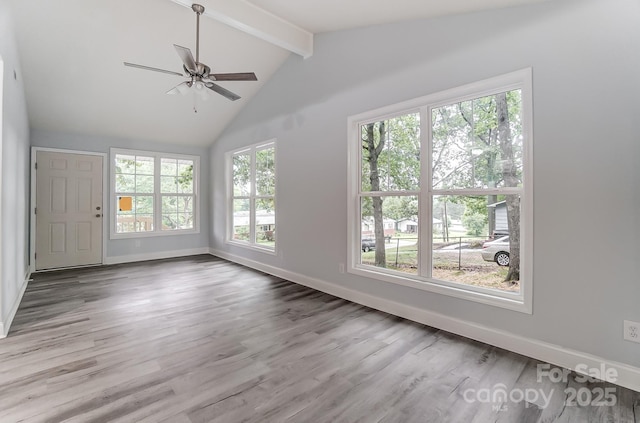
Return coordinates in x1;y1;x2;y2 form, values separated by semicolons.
8;0;555;147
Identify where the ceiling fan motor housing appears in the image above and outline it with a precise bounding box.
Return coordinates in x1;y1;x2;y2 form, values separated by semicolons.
191;4;205;15
183;63;211;78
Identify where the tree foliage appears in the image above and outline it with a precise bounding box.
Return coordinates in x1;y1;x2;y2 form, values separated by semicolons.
462;213;486;236
114;155;195;231
360;89;523;282
361;113;421;267
431;90;522;281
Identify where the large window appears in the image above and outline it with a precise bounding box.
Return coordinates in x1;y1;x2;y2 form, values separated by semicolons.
228;140;276;252
348;70;532;312
111;148;199;238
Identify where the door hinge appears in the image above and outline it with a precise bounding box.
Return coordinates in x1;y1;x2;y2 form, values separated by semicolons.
34;207;37;215
34;162;37;170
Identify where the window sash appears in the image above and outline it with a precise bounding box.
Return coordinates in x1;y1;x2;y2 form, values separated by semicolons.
228;141;276;252
111;149;199;238
347;69;532;313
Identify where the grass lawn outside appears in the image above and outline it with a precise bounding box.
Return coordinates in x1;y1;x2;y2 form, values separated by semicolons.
361;240;519;293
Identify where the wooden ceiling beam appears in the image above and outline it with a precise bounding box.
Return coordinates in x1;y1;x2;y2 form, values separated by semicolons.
169;0;314;58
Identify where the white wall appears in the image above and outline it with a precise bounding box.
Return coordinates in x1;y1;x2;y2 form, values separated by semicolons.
210;0;640;370
0;2;31;336
31;130;210;261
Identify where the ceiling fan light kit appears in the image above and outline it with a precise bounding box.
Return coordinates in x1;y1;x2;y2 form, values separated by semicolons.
124;3;257;107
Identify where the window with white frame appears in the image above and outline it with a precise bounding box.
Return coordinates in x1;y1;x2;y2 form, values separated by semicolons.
228;141;276;251
348;69;532;312
111;148;199;238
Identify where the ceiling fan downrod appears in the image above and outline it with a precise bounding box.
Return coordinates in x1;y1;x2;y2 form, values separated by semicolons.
191;4;205;63
123;1;256;102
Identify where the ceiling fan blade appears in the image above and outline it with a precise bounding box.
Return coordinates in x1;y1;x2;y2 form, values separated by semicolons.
174;45;197;73
167;81;192;95
124;62;183;77
209;72;258;81
205;82;241;101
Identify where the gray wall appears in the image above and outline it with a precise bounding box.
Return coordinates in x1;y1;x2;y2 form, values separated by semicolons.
31;130;210;260
210;0;640;368
0;2;31;330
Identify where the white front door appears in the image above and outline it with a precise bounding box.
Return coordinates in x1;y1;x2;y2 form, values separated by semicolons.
35;151;103;270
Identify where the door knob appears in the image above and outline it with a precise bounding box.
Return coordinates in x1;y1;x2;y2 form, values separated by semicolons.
96;214;102;218
96;206;101;210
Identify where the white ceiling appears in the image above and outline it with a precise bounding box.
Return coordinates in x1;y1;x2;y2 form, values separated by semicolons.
246;0;556;33
8;0;555;147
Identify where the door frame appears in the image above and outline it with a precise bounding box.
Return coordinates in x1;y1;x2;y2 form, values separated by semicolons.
30;147;108;273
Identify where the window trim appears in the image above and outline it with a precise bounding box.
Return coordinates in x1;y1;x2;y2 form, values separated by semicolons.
226;139;277;254
347;69;533;313
109;148;200;239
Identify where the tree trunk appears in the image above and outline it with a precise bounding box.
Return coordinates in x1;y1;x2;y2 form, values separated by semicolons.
442;200;449;242
486;126;498;238
487;194;497;236
372;197;386;267
496;93;520;282
364;122;387;268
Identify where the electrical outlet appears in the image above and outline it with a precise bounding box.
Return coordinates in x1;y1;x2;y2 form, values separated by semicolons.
338;263;345;274
623;320;640;343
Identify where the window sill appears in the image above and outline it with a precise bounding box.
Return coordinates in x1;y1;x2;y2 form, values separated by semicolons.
110;228;200;240
348;264;531;314
226;240;277;255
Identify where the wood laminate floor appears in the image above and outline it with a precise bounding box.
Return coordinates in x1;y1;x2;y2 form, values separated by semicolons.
1;255;638;422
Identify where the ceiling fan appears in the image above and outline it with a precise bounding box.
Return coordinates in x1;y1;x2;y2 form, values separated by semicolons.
124;3;257;102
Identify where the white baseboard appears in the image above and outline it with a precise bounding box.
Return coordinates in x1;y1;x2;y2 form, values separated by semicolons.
210;248;640;393
0;269;31;338
104;247;210;265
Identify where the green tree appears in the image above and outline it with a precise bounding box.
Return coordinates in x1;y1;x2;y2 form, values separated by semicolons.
363;122;387;267
462;213;486;236
163;162;194;229
233;153;251;197
458;96;499;235
496;92;520;282
432;90;522;281
384;196;418;222
255;147;275;198
362;113;421;267
445;195;489;238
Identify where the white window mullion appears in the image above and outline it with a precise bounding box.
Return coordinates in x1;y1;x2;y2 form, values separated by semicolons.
250;197;256;244
432;188;522;196
360;190;421;197
154;156;161;232
250;148;257;245
421;105;432;278
227;152;233;242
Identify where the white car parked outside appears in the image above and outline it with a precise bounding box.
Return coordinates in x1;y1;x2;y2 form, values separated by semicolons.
481;236;510;266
